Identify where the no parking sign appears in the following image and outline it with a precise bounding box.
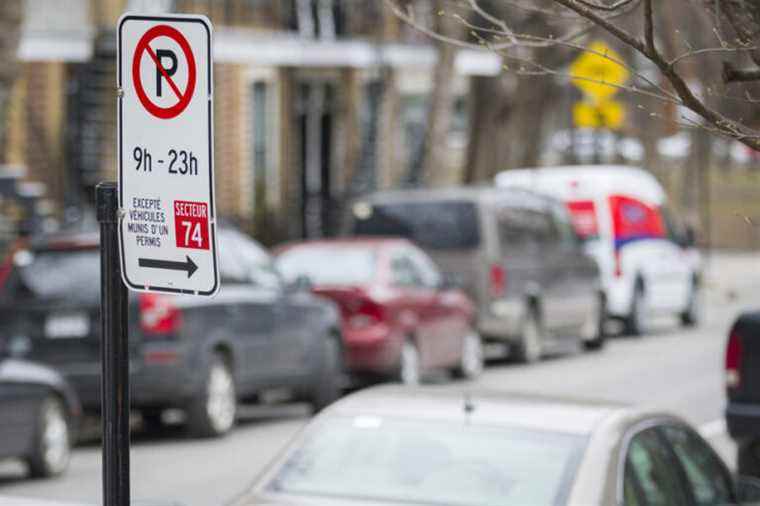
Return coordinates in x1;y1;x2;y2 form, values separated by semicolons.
117;14;218;296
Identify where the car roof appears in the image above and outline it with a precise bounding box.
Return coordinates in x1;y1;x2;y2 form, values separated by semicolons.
495;165;666;205
356;185;554;208
324;385;634;436
275;237;411;255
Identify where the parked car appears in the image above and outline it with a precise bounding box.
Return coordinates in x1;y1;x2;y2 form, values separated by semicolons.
275;238;483;384
347;187;603;362
0;352;80;479
726;311;760;477
496;165;702;335
0;228;344;438
235;386;760;506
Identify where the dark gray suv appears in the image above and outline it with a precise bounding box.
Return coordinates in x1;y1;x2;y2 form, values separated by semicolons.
349;187;603;363
0;228;343;437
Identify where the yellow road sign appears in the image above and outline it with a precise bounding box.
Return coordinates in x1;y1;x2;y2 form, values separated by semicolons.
573;99;626;130
570;41;630;102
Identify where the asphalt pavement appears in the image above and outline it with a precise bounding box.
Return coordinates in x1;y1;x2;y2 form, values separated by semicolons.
1;252;757;506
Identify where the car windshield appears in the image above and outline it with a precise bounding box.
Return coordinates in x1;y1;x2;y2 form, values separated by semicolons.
352;200;480;250
3;249;100;302
266;416;586;506
277;246;376;285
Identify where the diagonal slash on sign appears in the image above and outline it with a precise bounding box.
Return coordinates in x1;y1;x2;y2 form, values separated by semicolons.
145;45;183;101
132;24;197;119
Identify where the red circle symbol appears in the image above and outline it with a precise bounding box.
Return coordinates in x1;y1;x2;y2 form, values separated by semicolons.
132;24;197;120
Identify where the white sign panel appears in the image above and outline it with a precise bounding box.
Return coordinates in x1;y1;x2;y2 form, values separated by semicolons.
118;14;218;296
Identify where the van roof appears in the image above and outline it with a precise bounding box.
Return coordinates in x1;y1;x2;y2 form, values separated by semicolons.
357;185;554;209
494;165;666;205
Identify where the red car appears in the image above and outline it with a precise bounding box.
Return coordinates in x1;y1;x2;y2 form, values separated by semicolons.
275;238;483;384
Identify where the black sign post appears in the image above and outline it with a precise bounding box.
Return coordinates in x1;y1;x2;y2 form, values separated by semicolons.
96;181;131;506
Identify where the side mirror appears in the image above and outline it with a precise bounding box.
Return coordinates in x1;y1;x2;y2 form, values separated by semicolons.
287;274;313;293
736;475;760;502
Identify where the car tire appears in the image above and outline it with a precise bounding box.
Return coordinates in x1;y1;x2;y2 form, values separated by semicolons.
309;337;343;413
514;309;543;364
26;395;71;479
398;339;422;385
452;332;484;380
680;282;701;327
625;282;648;336
140;409;165;433
739;440;760;478
582;294;606;351
186;353;236;438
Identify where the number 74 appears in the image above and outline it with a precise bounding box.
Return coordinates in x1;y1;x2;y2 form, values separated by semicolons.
181;221;204;247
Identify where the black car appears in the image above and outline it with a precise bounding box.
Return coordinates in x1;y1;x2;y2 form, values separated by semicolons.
0;354;80;478
0;228;344;438
726;311;760;477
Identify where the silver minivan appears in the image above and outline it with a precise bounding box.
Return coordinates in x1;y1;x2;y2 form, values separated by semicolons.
348;187;603;362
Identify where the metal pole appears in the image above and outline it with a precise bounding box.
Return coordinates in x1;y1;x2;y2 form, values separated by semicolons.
96;181;130;506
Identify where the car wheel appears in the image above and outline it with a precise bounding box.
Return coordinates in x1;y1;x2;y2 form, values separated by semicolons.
582;294;606;351
514;309;543;364
187;354;236;438
140;409;165;433
453;332;484;379
310;337;343;413
625;283;648;336
398;339;422;385
739;440;760;478
680;282;701;327
26;395;71;478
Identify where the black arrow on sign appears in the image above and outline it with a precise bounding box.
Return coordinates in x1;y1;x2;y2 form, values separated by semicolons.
138;256;198;278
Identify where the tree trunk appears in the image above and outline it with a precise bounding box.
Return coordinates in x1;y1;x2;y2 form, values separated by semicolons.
407;1;459;186
0;0;23;163
463;75;513;183
509;76;552;168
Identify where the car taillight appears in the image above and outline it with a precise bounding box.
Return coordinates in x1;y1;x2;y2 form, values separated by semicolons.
348;299;384;329
489;264;506;298
726;330;743;389
139;293;182;335
0;255;12;291
614;250;623;277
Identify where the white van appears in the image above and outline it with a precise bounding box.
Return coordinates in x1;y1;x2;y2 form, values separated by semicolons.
495;165;701;334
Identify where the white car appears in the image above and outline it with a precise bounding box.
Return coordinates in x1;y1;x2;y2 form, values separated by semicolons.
496;165;701;334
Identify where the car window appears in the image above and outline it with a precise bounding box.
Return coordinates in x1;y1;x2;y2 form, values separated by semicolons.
3;248;100;303
277;246;376;285
218;229;279;288
351;200;481;250
266;416;587;506
405;248;441;289
532;209;556;247
495;206;532;251
391;254;424;288
660;425;734;506
624;462;643;506
623;427;690;506
552;205;581;250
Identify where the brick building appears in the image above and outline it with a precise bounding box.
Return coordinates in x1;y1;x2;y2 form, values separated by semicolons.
5;0;499;244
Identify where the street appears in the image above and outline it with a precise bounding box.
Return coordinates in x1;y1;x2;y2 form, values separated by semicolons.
0;252;756;506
